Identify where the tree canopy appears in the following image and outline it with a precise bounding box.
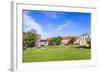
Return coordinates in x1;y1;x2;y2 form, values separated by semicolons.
23;32;37;49
49;36;62;45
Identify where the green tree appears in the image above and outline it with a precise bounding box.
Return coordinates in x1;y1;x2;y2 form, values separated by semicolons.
23;32;37;49
67;38;76;45
49;36;62;45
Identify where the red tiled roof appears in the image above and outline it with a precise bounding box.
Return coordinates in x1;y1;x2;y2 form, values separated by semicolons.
63;36;79;40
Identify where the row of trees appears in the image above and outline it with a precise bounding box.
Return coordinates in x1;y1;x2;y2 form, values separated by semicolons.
23;32;77;50
23;31;91;50
23;32;63;49
49;37;76;45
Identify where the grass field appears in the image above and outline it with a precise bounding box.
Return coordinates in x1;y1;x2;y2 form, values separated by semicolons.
23;45;91;62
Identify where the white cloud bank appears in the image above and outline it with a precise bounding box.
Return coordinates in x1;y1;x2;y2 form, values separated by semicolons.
23;12;50;38
23;13;43;34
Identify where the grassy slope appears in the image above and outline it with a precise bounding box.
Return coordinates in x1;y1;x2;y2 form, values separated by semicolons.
23;45;91;62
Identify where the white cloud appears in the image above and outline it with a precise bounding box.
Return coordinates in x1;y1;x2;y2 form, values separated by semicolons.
57;24;68;31
23;12;43;34
23;12;51;38
41;11;60;19
56;21;74;32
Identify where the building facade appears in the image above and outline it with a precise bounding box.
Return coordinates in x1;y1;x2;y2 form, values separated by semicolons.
35;34;41;48
35;34;49;48
40;39;48;47
79;33;91;47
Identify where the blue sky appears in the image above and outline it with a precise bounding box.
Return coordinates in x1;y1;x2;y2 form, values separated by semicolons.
23;10;91;38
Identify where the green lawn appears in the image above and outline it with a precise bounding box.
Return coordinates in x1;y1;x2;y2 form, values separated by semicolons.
23;45;91;62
